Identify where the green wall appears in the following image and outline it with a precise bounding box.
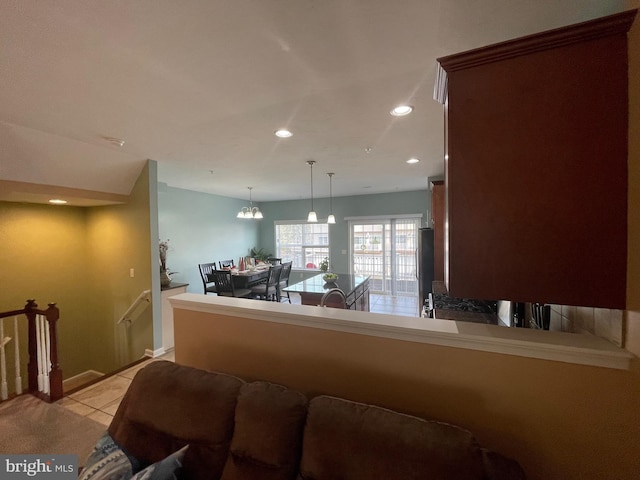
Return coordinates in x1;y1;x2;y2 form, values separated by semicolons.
0;161;155;387
256;190;430;275
156;187;428;290
157;184;260;294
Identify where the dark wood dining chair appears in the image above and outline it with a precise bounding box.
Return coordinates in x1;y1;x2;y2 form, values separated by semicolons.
251;264;283;301
211;270;253;298
277;261;293;303
267;257;282;265
198;262;218;294
219;259;235;269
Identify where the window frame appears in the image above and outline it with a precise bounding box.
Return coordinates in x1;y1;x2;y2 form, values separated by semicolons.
274;220;331;270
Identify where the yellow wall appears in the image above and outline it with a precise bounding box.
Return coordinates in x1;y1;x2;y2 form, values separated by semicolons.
0;161;154;382
0;203;92;379
85;161;155;372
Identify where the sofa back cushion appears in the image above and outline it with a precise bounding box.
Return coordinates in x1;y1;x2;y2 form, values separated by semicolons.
298;395;484;480
221;381;308;480
108;361;244;480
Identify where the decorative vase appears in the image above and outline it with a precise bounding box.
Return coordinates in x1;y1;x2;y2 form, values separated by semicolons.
160;268;172;287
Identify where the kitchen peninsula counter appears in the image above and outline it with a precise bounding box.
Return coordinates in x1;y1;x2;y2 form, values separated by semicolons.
285;273;370;311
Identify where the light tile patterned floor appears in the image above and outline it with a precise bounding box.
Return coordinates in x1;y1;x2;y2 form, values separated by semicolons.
56;351;175;426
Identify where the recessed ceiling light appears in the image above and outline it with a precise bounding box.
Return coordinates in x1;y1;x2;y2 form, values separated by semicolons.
275;129;293;138
406;157;420;164
49;199;67;205
390;105;413;116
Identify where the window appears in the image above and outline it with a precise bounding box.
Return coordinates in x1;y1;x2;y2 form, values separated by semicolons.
275;222;329;269
348;215;421;295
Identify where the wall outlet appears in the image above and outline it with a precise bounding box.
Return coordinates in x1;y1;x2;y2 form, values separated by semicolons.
129;268;135;278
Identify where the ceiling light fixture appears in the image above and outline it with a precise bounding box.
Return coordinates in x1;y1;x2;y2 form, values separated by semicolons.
406;157;420;164
275;129;293;138
327;172;336;224
104;136;125;147
306;160;317;223
390;105;413;116
237;187;263;219
48;199;67;205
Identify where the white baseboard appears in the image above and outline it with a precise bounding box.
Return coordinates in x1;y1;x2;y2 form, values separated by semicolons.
144;347;166;358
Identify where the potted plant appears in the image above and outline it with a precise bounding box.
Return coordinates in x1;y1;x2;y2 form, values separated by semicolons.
250;247;272;263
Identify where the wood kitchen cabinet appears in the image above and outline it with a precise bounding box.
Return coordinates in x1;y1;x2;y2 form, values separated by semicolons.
431;180;445;282
436;10;635;309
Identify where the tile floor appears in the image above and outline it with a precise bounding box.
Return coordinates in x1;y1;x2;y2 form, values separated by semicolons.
56;294;417;424
56;351;175;426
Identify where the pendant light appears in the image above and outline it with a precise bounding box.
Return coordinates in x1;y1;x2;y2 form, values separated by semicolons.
306;160;317;222
237;187;263;219
327;172;336;224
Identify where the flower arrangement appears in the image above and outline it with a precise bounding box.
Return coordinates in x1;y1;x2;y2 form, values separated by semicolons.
159;239;170;271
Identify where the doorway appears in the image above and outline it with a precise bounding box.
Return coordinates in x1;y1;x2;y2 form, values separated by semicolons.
349;216;420;296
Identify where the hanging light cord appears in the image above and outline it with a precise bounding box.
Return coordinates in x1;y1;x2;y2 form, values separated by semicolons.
329;173;333;212
308;160;315;210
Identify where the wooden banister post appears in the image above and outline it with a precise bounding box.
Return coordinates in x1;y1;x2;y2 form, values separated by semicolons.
24;299;38;394
45;303;62;401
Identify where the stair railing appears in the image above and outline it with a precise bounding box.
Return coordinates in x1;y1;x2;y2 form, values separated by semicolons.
0;299;62;402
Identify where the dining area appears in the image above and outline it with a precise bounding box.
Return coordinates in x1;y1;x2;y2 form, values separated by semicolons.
198;258;293;303
197;257;371;311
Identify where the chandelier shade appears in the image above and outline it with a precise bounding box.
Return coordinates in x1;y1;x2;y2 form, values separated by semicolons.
307;160;317;223
237;187;262;220
327;172;336;224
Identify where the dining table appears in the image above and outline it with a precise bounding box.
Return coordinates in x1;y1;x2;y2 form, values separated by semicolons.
231;265;270;289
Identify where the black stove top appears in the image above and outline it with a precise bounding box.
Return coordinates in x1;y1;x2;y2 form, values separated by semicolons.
432;293;496;313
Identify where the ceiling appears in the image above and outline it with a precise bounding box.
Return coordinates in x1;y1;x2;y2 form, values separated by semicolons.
0;0;627;205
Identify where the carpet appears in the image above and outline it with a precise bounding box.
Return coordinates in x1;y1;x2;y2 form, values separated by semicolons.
0;395;106;463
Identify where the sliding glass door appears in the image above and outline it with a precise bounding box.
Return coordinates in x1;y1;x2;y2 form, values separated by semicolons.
349;216;420;296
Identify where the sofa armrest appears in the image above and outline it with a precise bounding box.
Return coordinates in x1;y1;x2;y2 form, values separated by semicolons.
482;449;526;480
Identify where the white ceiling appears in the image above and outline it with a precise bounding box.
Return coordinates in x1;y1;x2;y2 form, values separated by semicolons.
0;0;627;204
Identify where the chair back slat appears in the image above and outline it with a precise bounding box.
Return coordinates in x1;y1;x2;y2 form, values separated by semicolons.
267;264;283;287
198;262;218;294
212;270;235;295
219;259;235;269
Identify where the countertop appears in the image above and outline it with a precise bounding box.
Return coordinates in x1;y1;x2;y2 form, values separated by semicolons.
431;280;499;325
284;273;369;295
161;282;189;292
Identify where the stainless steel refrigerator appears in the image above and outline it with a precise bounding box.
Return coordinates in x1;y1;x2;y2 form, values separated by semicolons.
417;228;435;315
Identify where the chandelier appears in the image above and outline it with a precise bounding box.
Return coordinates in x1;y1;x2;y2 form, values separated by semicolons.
237;187;263;219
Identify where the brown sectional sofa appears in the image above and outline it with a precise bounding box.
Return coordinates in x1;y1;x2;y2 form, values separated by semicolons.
108;360;525;480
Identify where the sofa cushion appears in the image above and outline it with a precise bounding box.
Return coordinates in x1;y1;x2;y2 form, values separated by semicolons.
130;445;189;480
79;432;141;480
108;361;244;480
221;381;308;480
298;395;484;480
